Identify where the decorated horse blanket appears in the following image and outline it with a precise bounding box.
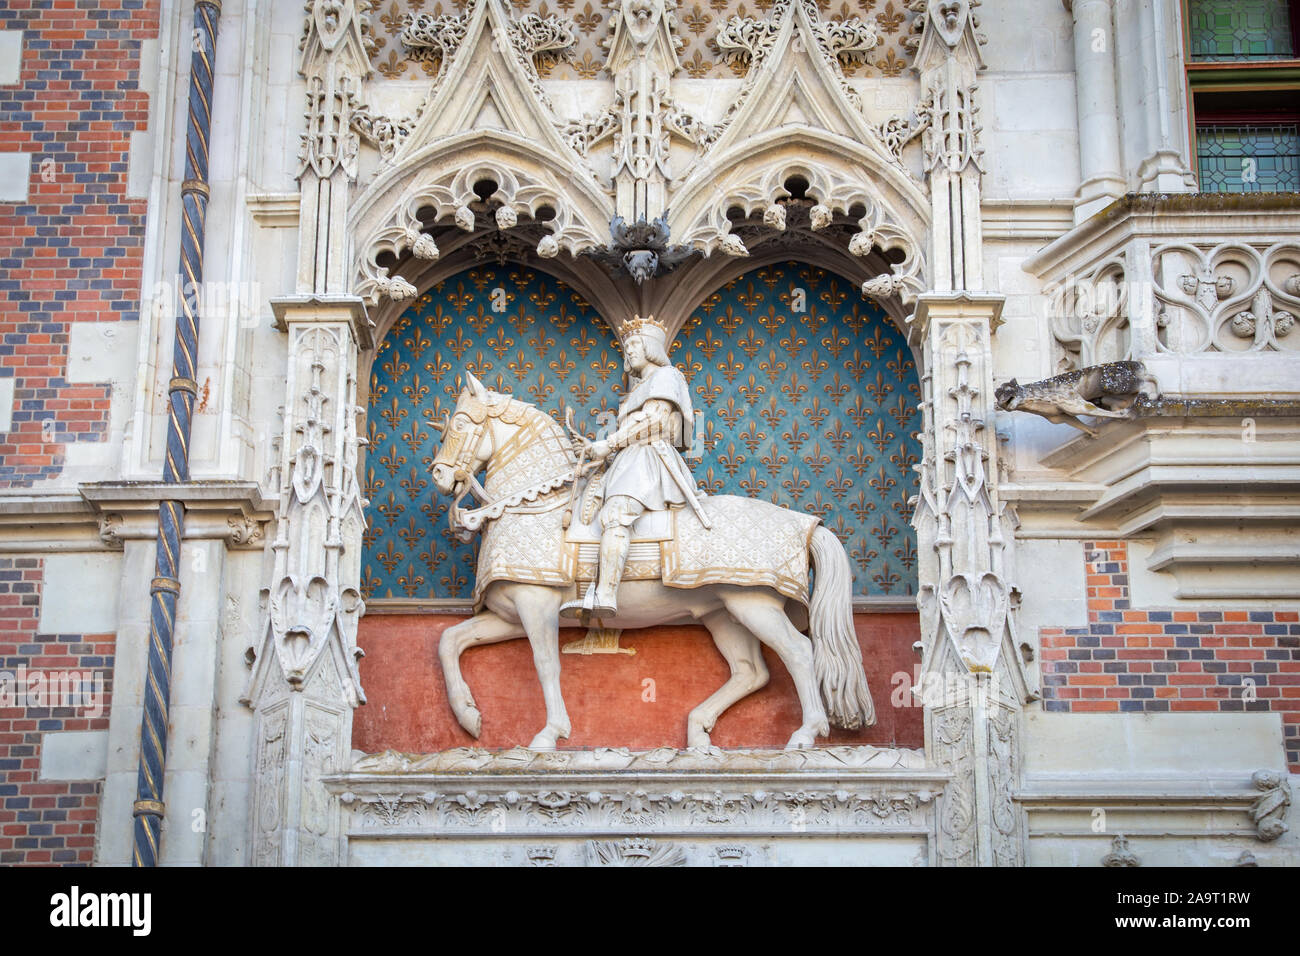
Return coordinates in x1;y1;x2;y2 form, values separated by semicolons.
473;494;820;608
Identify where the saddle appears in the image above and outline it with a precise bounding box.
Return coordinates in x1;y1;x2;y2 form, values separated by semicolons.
562;473;678;585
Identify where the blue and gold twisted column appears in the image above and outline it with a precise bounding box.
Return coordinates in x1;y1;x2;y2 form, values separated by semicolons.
132;0;222;868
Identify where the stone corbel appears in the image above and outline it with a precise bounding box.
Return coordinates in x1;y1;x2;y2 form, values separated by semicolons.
78;481;274;551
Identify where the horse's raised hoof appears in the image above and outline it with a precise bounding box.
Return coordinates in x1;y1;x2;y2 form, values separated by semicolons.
456;704;482;739
686;729;711;749
785;727;819;750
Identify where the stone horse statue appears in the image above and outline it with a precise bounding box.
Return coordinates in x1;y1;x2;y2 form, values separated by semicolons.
428;372;875;750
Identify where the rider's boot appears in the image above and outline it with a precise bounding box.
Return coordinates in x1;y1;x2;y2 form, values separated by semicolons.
590;524;630;616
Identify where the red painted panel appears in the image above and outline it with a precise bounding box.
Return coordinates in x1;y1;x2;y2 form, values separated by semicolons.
353;612;923;752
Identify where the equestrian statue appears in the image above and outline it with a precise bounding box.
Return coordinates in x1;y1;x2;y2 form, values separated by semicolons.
429;315;875;750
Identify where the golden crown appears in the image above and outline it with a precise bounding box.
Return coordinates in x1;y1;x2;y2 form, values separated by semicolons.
623;314;667;339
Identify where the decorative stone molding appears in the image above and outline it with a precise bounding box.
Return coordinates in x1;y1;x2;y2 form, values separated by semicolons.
1101;834;1140;867
326;747;946;865
77;481;274;550
1250;770;1291;842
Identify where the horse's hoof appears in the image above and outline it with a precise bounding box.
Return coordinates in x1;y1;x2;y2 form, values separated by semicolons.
785;728;817;750
687;730;711;749
528;731;557;750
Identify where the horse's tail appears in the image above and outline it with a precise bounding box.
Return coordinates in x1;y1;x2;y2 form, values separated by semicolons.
808;525;876;729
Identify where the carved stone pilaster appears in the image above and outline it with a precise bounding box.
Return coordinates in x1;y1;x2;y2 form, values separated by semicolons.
244;295;371;866
909;0;986;291
297;1;373;295
911;294;1032;867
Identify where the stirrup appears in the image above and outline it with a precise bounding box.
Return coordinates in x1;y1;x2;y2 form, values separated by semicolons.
558;581;596;620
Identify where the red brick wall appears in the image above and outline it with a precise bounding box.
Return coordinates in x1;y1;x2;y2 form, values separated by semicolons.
1040;541;1300;772
0;1;161;484
353;612;924;753
0;557;114;865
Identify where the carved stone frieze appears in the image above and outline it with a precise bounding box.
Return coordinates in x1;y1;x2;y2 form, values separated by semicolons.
1250;770;1291;842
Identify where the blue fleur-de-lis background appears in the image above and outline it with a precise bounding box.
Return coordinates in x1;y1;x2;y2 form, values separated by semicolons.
672;264;921;596
362;262;921;600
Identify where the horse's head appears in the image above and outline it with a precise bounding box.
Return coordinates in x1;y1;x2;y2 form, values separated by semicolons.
430;372;497;497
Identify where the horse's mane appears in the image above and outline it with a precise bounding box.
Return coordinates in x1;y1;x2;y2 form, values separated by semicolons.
486;389;577;465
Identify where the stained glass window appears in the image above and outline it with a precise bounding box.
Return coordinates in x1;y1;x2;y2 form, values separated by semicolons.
1196;123;1300;191
1187;0;1295;60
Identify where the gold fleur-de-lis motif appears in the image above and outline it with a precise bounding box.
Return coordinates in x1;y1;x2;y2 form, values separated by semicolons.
805;491;834;520
827;465;853;501
778;328;808;354
368;375;388;402
419;545;448;576
868;464;897;497
886;392;915;429
366;419;387;449
592;349;619;382
781;466;810;499
780;373;809;404
843;304;870;334
867;419;895;453
733;326;763;358
401;422;429;454
568;372;597;406
756;266;783;289
378;444;405;477
844;348;871;382
694;372;724;407
464;350;493;381
825;419;852;453
846;442;873;476
397;516;426;551
403;327;433;360
676;351;703;380
851;539;878;570
569;326;598;357
739;466;767;498
551;305;576;333
823;371;851;405
574;0;602;32
441;559;469;597
445;326;473;359
698;292;723;315
819;284;848;310
717;306;744;334
549;349;576;380
395;565;425;598
873;564;901;594
381;352;411;380
886;348;914;382
737;373;764;407
758;348;787;382
862;327;892;358
849;489;876;523
889;447;919;475
467;268;495;291
800;308;828;334
759;394;787;430
894;537;918;572
736;282;764;314
400;466;429;501
803;395;830;429
760;442;789;477
821;326;850;358
380;397;409;430
718;441;745;477
486;327;514;358
423;350;452;381
359;565;381;599
425;304;454;336
758;306;785;335
717;350;744;383
363;465;383;502
465;306;493;336
527;373;555;403
802;441;831;476
865;369;893;404
736;420;765;453
844;394;872;429
701;419;725;454
870;511;898;548
717;397;745;428
800;351;829;380
529;287;557;310
507;349;535;380
375;491;402;527
693;326;723;360
401;373;430;405
375;543;403;575
361;522;382;549
528;327;556;356
781;421;810;454
698;466;725;495
446;283;474;313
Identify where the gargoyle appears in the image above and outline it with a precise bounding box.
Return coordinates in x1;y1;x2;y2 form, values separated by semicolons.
994;360;1158;438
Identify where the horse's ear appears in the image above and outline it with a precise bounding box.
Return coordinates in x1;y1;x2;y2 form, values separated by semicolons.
465;371;488;400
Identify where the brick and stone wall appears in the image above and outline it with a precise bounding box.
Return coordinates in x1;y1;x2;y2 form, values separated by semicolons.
1040;541;1300;772
0;1;158;484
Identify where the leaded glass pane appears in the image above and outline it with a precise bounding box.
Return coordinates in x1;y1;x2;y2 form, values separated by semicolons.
1187;0;1294;60
1197;124;1300;191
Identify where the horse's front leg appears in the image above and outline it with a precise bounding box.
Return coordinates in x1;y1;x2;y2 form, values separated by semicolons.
508;585;571;750
439;610;523;738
